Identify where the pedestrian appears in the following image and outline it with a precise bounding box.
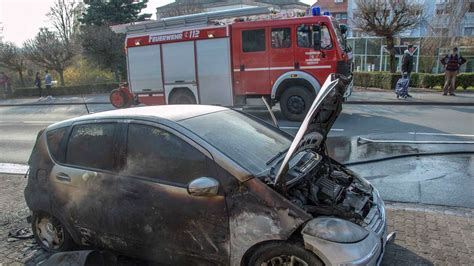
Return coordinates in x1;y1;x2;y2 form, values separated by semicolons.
440;47;466;96
44;70;54;100
35;72;43;100
401;44;415;98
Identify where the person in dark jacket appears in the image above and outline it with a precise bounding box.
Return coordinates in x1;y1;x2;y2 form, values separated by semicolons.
401;44;415;97
34;72;43;99
440;47;467;96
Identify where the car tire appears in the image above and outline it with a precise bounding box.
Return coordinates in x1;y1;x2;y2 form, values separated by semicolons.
280;86;315;122
168;88;197;104
32;212;75;252
246;241;323;266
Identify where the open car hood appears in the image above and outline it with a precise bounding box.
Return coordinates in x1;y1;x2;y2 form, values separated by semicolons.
274;75;346;188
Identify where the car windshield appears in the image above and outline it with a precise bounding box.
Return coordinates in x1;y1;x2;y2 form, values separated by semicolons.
179;110;292;174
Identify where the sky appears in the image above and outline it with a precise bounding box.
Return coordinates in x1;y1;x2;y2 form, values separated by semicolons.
0;0;314;46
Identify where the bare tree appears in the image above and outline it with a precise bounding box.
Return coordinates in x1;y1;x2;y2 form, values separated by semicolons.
157;0;203;18
24;28;75;86
0;42;27;86
47;0;84;44
353;0;423;73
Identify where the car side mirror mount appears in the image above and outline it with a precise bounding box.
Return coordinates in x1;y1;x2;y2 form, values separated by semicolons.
312;24;321;50
187;177;219;197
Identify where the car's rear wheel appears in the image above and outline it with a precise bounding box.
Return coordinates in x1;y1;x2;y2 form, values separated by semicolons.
32;212;74;252
280;86;315;122
247;242;323;266
168;88;197;104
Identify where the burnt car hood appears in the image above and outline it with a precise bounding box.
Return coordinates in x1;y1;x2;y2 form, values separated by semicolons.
274;75;346;187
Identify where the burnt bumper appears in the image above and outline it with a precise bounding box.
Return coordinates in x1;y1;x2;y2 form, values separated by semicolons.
302;187;392;266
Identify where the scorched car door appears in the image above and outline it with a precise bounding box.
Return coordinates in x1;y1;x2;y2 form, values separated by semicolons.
113;122;229;264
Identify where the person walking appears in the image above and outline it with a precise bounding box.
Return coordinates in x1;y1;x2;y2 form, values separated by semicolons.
44;70;54;100
401;44;415;98
35;72;43;100
440;47;466;96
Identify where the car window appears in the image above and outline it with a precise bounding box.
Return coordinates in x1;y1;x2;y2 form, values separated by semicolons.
66;123;116;171
271;28;291;49
242;29;265;52
124;124;210;184
46;127;68;163
180;110;292;175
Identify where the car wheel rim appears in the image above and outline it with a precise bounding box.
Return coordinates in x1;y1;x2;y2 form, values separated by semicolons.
287;96;305;114
261;255;309;266
36;216;64;250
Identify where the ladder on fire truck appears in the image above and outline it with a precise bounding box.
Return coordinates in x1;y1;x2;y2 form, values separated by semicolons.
126;6;273;33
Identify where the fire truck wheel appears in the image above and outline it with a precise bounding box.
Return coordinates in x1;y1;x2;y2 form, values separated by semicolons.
169;88;197;104
280;86;315;122
110;89;131;109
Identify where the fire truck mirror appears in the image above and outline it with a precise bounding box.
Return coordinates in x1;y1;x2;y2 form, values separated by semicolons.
312;24;322;51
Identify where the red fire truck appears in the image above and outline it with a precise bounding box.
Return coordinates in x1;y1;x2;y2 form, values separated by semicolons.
111;6;352;121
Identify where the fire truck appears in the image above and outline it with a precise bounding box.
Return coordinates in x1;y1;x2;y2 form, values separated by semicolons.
111;6;353;121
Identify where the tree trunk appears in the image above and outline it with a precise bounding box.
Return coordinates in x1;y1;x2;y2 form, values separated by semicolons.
18;69;25;87
58;70;65;86
386;36;396;73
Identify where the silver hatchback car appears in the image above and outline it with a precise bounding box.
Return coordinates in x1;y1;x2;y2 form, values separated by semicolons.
25;76;393;265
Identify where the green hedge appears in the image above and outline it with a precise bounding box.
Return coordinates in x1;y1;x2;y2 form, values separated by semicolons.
354;72;474;90
12;83;119;98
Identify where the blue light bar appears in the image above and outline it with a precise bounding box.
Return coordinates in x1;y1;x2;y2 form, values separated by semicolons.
323;10;331;16
312;6;321;16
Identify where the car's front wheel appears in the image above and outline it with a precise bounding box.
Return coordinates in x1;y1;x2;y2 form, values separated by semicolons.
247;242;323;266
32;212;75;252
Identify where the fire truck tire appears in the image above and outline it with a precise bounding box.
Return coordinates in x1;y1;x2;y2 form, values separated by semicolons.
280;86;315;122
168;88;197;104
110;89;132;109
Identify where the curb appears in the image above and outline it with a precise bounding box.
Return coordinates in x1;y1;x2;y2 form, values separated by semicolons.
0;102;110;107
345;101;474;106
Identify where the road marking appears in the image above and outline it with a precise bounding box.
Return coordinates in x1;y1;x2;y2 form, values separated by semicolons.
409;132;474;138
279;126;344;132
358;136;474;144
0;121;58;125
0;163;28;175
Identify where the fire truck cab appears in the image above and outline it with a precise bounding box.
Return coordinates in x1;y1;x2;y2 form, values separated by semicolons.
112;7;352;121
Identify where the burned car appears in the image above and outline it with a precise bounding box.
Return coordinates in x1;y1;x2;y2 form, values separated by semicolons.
25;76;393;265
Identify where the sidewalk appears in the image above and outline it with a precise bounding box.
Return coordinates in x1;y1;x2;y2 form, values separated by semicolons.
1;89;474;107
348;87;474;105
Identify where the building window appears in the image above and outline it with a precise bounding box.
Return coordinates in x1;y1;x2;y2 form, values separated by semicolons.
469;2;474;13
271;28;291;48
465;27;474;36
335;0;344;3
242;29;266;52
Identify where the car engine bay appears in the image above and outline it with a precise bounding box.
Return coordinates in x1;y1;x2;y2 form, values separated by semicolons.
267;149;374;224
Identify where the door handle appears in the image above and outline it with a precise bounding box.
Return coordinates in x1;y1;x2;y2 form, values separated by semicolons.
56;173;71;182
240;64;245;71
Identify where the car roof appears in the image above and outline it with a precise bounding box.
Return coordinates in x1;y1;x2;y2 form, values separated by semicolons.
49;105;229;129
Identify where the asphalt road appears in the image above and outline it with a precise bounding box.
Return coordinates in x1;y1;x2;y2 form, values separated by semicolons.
0;101;473;208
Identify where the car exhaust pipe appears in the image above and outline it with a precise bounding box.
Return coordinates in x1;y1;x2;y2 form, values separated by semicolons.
386;231;397;243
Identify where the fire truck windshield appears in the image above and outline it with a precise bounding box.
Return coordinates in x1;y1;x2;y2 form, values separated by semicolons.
331;20;346;51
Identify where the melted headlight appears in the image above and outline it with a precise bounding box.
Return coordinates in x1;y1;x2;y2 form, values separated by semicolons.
302;217;369;243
